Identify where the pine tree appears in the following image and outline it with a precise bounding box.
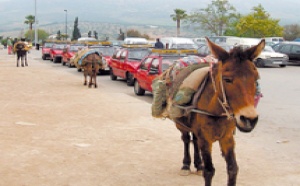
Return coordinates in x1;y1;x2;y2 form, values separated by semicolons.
72;17;81;41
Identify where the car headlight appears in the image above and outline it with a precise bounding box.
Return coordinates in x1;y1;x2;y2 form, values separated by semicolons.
283;55;289;59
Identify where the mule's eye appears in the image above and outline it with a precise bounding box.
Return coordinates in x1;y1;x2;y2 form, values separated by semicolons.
223;77;233;83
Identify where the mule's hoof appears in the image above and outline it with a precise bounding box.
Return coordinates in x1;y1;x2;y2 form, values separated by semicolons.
195;170;202;176
179;169;191;176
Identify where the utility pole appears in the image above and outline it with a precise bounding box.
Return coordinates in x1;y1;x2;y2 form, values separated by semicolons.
64;10;67;40
34;0;38;47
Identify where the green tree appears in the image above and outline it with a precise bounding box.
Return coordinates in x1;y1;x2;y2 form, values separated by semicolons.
236;4;283;37
25;29;49;42
283;24;300;41
170;9;187;37
72;17;81;41
24;15;35;40
187;0;236;36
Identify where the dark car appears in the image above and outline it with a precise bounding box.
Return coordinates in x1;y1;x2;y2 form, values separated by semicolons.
273;42;300;63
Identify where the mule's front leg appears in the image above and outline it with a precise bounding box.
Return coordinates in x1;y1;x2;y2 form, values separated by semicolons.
220;137;238;186
192;133;203;174
199;140;215;186
83;73;87;86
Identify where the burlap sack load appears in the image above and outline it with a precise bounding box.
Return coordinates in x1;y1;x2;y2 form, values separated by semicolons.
151;55;217;120
13;41;30;53
73;48;90;68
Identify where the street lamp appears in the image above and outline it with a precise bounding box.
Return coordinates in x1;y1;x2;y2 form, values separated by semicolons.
34;0;38;47
64;9;67;40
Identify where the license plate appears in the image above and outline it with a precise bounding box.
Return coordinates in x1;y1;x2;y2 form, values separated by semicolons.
273;61;282;64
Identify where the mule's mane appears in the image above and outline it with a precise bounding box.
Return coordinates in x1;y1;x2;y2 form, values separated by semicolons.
228;46;249;63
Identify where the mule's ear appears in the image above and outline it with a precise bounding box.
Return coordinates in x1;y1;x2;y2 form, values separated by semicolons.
245;39;265;61
206;37;229;61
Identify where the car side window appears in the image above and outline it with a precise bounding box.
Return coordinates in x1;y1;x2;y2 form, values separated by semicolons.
115;50;122;59
291;45;300;53
151;59;159;71
140;57;153;70
120;51;127;61
280;45;292;53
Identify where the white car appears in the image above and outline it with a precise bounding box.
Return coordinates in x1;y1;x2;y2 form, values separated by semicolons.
254;46;289;68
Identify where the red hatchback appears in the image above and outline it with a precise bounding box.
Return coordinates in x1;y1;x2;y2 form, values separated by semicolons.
109;45;151;86
133;50;206;96
62;44;86;67
50;43;67;63
42;42;54;60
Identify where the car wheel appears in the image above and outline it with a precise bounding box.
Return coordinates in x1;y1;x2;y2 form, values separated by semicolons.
256;59;265;68
62;62;66;66
42;55;46;60
77;68;82;72
126;72;134;86
110;68;117;80
134;80;145;96
279;65;286;68
53;57;57;63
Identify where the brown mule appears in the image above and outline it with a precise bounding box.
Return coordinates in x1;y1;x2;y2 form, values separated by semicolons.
82;53;103;88
175;37;265;186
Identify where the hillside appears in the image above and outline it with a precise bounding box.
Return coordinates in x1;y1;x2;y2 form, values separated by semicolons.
1;21;206;40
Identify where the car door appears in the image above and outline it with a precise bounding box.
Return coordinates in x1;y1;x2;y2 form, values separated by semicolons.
290;44;300;62
110;49;122;75
145;58;160;91
118;50;128;78
137;57;153;91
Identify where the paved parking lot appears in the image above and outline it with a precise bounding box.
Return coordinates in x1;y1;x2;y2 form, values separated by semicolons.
0;48;299;186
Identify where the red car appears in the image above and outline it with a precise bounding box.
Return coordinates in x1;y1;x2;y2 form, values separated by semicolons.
133;50;207;96
109;45;151;86
49;43;67;63
62;44;86;67
41;42;54;60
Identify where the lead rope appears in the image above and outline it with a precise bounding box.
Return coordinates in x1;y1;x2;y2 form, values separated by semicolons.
210;63;233;120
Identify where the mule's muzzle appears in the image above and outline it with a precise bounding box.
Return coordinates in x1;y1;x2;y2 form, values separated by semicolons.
236;115;258;133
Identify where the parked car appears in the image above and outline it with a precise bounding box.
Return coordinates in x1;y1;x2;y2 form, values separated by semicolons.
272;42;300;64
88;43;115;74
109;44;151;86
197;43;233;57
254;45;288;67
49;43;68;63
62;43;86;67
133;49;209;95
42;42;54;60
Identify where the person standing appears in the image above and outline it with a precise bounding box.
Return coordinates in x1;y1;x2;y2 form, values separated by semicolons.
154;38;164;49
7;38;12;55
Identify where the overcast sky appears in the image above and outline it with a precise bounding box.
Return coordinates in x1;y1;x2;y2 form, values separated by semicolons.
0;0;299;28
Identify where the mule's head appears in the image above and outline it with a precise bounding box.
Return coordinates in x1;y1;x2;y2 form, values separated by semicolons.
206;37;265;133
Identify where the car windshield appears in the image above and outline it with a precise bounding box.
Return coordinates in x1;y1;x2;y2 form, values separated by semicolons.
161;56;181;71
170;44;198;49
128;49;150;60
44;43;53;48
53;44;65;50
91;47;115;56
70;45;85;51
264;46;275;52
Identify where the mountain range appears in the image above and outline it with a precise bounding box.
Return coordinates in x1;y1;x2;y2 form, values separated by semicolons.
0;0;299;38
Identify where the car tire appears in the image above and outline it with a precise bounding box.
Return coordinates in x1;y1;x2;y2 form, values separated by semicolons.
256;59;265;68
77;68;82;72
62;62;66;66
110;68;117;80
42;55;46;60
134;80;145;96
126;72;134;86
279;65;286;68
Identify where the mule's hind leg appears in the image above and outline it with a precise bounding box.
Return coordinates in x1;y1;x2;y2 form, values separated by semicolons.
219;137;238;186
94;74;97;88
88;75;93;88
179;130;192;176
83;72;87;86
25;52;28;66
192;133;203;175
